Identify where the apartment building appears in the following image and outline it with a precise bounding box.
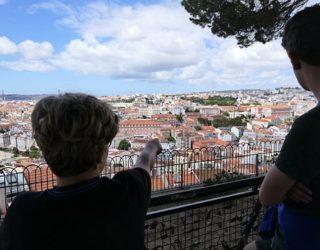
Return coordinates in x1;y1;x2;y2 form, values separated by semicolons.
151;114;176;126
251;104;292;120
119;119;166;137
198;106;220;116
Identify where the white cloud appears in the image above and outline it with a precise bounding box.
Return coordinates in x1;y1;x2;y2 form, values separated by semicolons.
28;1;74;16
49;1;293;89
18;40;53;59
2;0;295;89
0;38;54;72
49;2;212;77
0;60;54;72
0;36;17;54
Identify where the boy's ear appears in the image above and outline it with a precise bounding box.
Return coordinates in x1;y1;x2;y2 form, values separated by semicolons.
288;52;301;70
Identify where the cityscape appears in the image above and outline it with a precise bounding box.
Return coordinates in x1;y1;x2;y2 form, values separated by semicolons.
0;87;316;191
1;0;319;249
0;87;316;155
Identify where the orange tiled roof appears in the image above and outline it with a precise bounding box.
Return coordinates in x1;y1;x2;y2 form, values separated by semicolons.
120;119;163;126
151;114;175;119
270;104;290;109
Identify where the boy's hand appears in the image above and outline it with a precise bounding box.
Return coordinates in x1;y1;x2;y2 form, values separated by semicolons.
144;139;162;155
134;139;162;172
287;182;312;204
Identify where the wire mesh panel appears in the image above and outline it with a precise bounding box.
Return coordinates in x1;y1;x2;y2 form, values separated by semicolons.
145;193;263;250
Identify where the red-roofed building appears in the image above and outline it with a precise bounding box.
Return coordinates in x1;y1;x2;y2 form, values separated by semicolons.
192;139;231;149
251;104;292;120
119;119;168;137
199;106;220;116
183;118;198;128
151;114;176;126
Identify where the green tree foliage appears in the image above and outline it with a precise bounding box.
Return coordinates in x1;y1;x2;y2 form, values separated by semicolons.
212;115;247;127
197;117;212;126
187;96;237;106
194;125;202;131
176;113;184;123
29;145;40;159
20;146;40;158
185;107;200;113
181;0;307;47
167;135;176;143
12;147;19;157
22;150;30;157
0;147;12;152
113;98;135;103
118;139;131;150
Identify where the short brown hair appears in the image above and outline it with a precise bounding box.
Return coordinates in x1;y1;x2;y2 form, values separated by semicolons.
32;93;119;177
282;4;320;66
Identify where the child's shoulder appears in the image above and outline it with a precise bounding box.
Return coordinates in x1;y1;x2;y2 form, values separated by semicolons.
10;191;43;209
294;104;320;127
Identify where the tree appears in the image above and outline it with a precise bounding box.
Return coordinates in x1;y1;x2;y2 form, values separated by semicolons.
12;147;19;157
194;125;202;131
118;139;131;150
167;135;176;143
22;150;30;157
181;0;307;47
212;115;247;127
187;96;237;106
176;113;184;123
197;117;212;126
29;145;40;159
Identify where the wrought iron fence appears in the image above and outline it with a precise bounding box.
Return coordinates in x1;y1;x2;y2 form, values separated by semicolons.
0;141;282;209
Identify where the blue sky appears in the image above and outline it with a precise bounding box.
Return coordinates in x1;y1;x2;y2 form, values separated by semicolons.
0;0;316;96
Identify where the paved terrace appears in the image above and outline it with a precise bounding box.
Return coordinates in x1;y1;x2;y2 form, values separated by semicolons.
0;141;282;249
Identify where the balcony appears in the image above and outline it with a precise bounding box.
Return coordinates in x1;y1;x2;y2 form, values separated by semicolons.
0;141;281;249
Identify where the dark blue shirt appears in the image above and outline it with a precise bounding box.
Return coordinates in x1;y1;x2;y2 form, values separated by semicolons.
0;168;151;250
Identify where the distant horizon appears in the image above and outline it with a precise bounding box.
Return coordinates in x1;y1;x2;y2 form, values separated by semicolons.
0;86;303;98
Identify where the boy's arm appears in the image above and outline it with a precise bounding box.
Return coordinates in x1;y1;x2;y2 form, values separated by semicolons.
133;139;162;173
259;166;313;206
259;165;295;206
112;139;162;204
287;182;312;204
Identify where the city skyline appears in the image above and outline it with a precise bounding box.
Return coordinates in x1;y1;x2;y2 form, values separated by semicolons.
0;0;318;95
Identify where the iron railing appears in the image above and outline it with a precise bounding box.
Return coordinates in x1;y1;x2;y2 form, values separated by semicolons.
0;142;282;208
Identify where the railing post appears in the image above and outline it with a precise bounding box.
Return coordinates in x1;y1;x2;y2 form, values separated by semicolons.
180;163;184;189
255;154;259;176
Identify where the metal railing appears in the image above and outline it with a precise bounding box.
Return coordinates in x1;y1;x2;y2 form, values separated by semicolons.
0;141;281;209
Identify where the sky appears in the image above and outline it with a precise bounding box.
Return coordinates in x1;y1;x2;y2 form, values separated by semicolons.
0;0;318;96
